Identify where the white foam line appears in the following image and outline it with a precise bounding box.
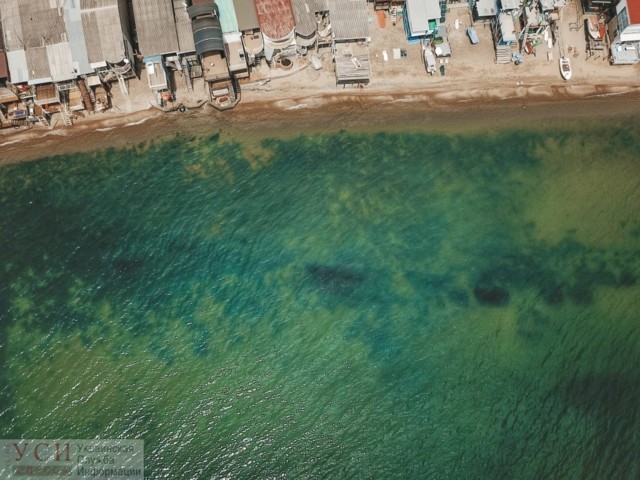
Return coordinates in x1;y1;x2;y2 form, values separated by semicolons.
284;104;309;110
124;116;153;127
584;90;635;98
96;127;115;132
0;139;22;147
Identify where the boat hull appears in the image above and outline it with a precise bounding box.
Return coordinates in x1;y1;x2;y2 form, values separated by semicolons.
559;57;572;81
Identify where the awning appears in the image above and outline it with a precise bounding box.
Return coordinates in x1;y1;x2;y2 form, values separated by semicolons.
0;87;18;104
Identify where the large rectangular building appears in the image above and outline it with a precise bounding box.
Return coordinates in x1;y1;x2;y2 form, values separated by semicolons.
131;0;195;57
0;0;132;84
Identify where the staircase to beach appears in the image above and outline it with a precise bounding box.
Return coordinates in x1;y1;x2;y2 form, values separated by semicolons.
34;105;50;127
117;75;129;100
59;106;73;127
78;79;94;112
495;44;512;64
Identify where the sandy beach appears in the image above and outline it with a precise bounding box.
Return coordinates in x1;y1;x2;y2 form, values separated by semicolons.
1;2;638;166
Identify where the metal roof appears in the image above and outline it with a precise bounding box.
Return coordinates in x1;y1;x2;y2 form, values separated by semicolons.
131;0;180;55
47;42;76;82
6;50;28;83
475;0;497;17
80;0;129;64
233;0;260;30
291;0;317;38
188;4;216;19
500;0;521;10
499;12;516;42
328;0;370;41
405;0;441;35
254;0;295;40
192;16;224;55
0;0;82;83
216;0;240;34
174;0;196;52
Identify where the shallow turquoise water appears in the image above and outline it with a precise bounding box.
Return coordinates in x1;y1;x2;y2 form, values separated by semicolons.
0;124;639;478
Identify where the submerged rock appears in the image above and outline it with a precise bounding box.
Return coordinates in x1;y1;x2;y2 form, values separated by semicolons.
473;284;510;306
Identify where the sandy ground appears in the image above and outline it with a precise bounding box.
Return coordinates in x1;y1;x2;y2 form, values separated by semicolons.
1;0;638;166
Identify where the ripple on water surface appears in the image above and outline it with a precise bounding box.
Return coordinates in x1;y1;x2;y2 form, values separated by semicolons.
0;125;639;479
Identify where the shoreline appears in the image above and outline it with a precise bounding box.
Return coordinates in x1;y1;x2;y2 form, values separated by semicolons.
1;80;639;167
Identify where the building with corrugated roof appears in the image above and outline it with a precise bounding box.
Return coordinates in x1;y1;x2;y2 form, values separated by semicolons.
0;0;133;121
254;0;296;62
1;0;87;85
80;0;134;77
1;0;132;84
188;0;239;110
328;0;371;85
131;0;195;57
232;0;264;64
405;0;442;40
291;0;319;49
215;0;249;79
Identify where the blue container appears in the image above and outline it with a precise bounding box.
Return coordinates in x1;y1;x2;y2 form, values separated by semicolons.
467;27;479;45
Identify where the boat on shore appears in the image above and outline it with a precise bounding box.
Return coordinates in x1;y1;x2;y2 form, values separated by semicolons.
560;57;572;80
586;17;606;41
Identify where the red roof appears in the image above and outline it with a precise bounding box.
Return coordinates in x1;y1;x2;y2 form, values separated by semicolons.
628;0;640;25
0;51;8;80
254;0;295;40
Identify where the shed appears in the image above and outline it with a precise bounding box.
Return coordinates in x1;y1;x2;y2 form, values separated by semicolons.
475;0;498;18
224;32;249;76
498;12;517;44
233;0;260;31
328;0;370;41
144;56;169;90
405;0;441;37
334;45;371;84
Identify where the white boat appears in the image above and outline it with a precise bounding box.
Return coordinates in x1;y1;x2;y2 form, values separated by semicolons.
559;57;572;81
586;17;605;41
424;47;436;75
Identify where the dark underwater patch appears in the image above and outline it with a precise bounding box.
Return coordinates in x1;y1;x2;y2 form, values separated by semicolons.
306;264;366;295
539;282;564;306
473;284;510;306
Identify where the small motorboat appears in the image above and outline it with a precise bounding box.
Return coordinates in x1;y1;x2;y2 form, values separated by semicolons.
423;47;436;75
586;17;605;41
559;56;572;80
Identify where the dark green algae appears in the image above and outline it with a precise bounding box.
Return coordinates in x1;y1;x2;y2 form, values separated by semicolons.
0;125;639;479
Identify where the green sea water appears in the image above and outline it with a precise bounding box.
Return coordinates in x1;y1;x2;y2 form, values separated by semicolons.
0;122;639;479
